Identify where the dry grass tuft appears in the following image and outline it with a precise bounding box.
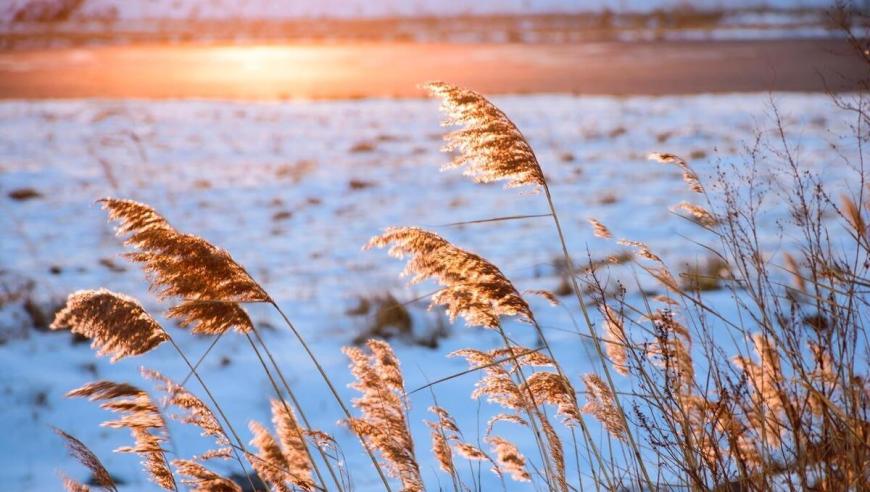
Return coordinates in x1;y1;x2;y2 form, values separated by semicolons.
366;227;532;329
51;289;168;362
424;81;544;190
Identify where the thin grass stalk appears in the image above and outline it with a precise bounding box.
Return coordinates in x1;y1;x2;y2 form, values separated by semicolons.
241;332;332;491
269;300;393;491
540;181;654;490
164;336;261;492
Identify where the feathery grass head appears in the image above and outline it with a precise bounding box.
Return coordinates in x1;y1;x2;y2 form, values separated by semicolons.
675;202;717;227
270;399;316;491
51;289;168;362
344;339;422;492
648;152;704;193
366;227;532;328
522;372;582;427
101;197;268;303
424;81;545;190
54;428;118;492
249;420;295;492
166;301;253;335
172;459;241;492
141;368;229;448
581;373;628;440
61;475;92;492
486;436;531;482
600;304;629;376
588;218;613;239
67;380;175;490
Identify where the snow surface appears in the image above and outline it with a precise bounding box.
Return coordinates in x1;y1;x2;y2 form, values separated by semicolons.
0;92;864;490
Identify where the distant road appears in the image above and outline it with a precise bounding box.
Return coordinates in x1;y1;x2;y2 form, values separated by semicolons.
0;39;864;99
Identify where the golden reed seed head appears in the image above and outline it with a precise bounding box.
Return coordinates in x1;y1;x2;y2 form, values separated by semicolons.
166;300;253;335
581;374;628;440
486;436;531;482
141;368;229;448
587;218;613;239
600;304;629;376
100;197;268;304
617;239;662;263
51;289;168;363
425;406;459;474
344;340;422;492
172;459;241;492
424;81;545;191
521;372;582;427
366;227;533;329
270;399;315;491
54;428;118;492
648;152;704;193
67;380;176;491
61;475;91;492
675;202;717;227
248;420;299;492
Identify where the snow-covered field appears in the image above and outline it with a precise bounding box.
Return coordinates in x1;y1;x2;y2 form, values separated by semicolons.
0;93;862;490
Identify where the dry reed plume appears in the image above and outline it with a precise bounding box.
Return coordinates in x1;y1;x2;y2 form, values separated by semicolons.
648;152;704;193
581;374;628;440
424;81;544;190
101;197;265;334
172;460;241;492
67;381;176;490
344;339;422;491
366;227;533;328
51;289;168;362
54;428;118;492
600;304;629;376
587;218;613;239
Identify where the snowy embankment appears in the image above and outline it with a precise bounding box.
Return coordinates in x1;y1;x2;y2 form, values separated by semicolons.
0;93;861;490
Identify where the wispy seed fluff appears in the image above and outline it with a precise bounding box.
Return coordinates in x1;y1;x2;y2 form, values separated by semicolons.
424;81;545;190
366;227;533;329
101;198;265;333
51;289;168;363
67;381;176;490
648;152;704;193
54;428;118;492
172;459;241;492
344;339;422;492
581;374;628;440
